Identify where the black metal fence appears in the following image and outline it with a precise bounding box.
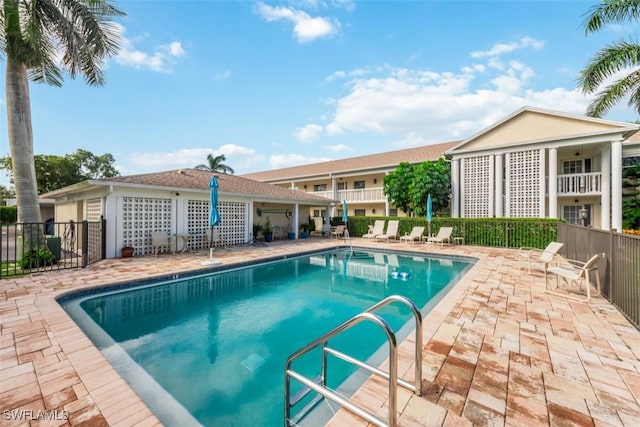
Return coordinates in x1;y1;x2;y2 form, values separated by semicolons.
558;222;640;328
0;219;106;278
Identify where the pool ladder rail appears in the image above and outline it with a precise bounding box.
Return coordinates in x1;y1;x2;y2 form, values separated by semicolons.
284;295;423;427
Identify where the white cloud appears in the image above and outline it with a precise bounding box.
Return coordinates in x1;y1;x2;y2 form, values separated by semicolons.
295;124;323;142
470;37;544;59
270;153;333;169
113;23;186;72
325;144;351;152
128;144;265;174
255;3;339;43
323;39;592;145
215;70;232;80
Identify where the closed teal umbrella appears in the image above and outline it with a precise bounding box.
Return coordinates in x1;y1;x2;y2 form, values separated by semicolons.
342;200;348;224
426;194;433;236
202;175;221;265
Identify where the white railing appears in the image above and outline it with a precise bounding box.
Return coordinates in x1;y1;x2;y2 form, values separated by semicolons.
556;172;601;195
307;188;386;202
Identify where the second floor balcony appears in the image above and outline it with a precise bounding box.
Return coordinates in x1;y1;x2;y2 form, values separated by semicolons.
310;187;386;203
551;172;602;195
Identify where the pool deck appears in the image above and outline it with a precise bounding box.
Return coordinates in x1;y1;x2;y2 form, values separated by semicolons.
1;238;639;426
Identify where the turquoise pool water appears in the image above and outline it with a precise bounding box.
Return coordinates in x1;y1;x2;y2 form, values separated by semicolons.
61;249;473;426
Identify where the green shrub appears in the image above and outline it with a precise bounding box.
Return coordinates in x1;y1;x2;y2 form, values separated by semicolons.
0;206;17;223
19;248;56;269
336;216;557;249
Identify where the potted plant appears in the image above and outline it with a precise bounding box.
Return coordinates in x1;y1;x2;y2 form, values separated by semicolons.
263;220;274;242
121;246;134;257
287;220;295;240
300;223;310;238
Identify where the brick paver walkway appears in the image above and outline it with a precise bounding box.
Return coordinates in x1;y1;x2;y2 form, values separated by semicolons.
1;238;639;426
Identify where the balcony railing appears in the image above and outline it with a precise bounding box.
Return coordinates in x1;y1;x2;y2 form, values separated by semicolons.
307;187;386;203
556;172;601;195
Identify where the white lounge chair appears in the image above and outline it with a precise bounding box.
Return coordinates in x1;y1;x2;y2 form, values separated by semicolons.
330;225;345;239
151;231;172;256
426;227;453;246
400;226;425;244
376;220;399;242
363;220;385;240
518;242;564;274
544;253;605;303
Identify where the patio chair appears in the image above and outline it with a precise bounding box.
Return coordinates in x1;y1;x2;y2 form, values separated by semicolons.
518;242;564;274
426;227;453;246
151;231;172;256
544;252;605;303
363;220;385;240
399;226;425;244
376;220;400;242
330;225;345;239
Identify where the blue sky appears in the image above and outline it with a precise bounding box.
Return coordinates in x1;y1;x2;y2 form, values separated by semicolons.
1;0;639;188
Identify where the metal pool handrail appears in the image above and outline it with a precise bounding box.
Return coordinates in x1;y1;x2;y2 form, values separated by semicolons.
284;295;423;427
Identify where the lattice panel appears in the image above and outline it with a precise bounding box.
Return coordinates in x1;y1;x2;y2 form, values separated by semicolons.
86;198;103;262
121;197;173;255
86;198;102;221
508;150;540;217
187;200;247;249
463;156;491;217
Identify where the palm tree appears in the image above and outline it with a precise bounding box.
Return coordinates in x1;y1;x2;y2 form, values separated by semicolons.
578;0;640;117
1;0;124;237
195;154;235;174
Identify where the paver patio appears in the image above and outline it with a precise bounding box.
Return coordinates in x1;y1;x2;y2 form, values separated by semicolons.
1;238;639;426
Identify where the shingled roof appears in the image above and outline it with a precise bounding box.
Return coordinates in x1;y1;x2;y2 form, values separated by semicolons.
43;168;335;203
241;141;458;182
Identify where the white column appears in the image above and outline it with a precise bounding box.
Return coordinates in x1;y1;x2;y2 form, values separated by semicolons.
331;177;337;217
539;148;546;218
293;203;299;238
549;148;558;219
504;153;511;217
495;154;503;217
611;140;623;231
451;158;460;217
460;158;466;217
601;145;611;230
488;155;495;217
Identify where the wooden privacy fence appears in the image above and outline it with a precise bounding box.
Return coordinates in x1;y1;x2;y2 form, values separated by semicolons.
557;222;640;329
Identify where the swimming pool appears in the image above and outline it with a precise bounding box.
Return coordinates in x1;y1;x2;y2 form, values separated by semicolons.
60;248;473;426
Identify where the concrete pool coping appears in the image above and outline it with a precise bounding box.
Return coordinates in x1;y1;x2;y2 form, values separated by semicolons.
1;238;639;426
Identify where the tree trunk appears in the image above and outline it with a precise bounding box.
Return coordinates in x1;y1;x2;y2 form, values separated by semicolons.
6;58;43;250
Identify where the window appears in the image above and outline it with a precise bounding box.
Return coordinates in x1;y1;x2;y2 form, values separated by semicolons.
353;181;366;189
563;205;591;226
337;182;347;190
562;159;591;174
354;209;366;216
623;156;640;168
313;184;327;192
312;209;323;217
389;208;398;216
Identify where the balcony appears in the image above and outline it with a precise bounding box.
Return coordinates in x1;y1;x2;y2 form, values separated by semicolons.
555;172;602;195
308;187;386;203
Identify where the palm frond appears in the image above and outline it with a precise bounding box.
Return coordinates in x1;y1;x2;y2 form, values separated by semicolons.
578;40;640;92
583;0;640;34
586;70;640;117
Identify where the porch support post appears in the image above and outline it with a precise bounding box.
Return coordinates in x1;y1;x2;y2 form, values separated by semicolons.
601;145;611;230
549;148;558;219
460;158;466;217
331;177;337;217
488;154;495;217
611;139;623;231
495;154;503;217
539;148;546;218
451;158;460;217
505;153;511;217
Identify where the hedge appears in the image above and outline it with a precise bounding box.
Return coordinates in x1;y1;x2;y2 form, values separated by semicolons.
0;206;18;223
